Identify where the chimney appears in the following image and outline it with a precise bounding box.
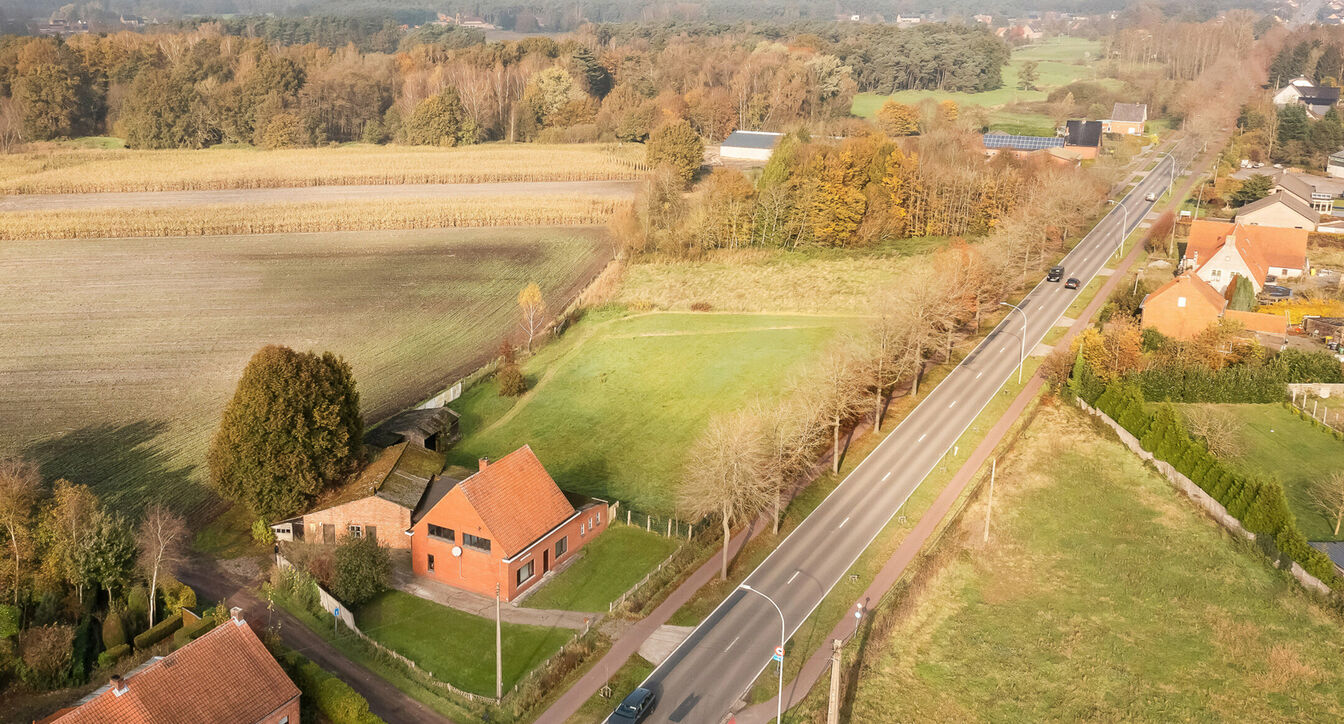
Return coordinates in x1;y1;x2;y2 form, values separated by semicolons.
110;674;128;696
478;457;489;471
229;606;243;624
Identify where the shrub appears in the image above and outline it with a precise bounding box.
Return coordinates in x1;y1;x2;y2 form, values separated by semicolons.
274;645;383;724
126;585;149;634
19;624;74;689
159;575;196;616
133;613;183;650
497;362;527;397
330;536;390;606
101;612;128;650
97;643;130;668
253;518;277;546
689;301;712;312
0;604;18;640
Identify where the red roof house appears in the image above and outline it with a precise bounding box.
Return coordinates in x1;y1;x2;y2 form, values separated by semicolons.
41;610;300;724
1184;220;1309;290
1140;273;1227;340
410;445;608;602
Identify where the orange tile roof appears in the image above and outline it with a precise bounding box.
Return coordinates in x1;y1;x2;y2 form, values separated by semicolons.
1146;272;1228;313
1228;234;1270;287
46;616;299;724
1185;220;1308;272
457;445;576;557
1224;309;1289;335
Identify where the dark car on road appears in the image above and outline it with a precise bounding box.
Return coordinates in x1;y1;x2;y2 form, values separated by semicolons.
1065;277;1081;290
1047;265;1064;282
606;688;656;723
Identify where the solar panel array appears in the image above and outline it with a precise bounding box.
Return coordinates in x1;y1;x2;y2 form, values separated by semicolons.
980;133;1065;151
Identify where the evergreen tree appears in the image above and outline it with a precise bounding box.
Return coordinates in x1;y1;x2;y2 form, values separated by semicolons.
1226;274;1257;311
1229;174;1273;207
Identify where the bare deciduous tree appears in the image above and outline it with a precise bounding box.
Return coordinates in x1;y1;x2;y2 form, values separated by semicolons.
1308;471;1344;537
753;394;825;534
814;343;866;474
0;458;40;605
137;504;188;627
1182;405;1240;458
681;412;773;579
517;282;547;353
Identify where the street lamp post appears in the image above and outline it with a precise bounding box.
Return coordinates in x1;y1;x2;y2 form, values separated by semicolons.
1108;199;1129;260
740;584;786;724
999;302;1028;384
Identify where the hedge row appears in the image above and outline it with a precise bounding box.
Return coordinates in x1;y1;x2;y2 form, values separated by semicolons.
273;646;383;724
172;617;216;647
133;613;182;650
1089;381;1343;591
96;643;130;669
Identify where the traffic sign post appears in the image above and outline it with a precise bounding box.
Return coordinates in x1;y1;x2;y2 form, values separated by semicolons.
772;645;783;663
333;606;339;635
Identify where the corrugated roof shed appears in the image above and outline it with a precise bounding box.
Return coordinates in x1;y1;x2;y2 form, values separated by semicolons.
721;130;783;150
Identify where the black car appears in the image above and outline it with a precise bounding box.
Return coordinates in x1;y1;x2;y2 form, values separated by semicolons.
1065;277;1081;290
606;687;656;723
1047;266;1064;282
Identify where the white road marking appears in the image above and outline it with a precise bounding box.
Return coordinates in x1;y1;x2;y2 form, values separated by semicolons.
975;371;983;379
838;516;850;529
787;570;800;584
882;472;891;481
725;636;740;652
1037;304;1045;311
948;400;957;409
918;433;927;442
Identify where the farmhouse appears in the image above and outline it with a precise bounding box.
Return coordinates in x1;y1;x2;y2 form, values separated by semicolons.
719;130;784;162
1234;191;1321;230
1183;220;1309;292
1140;273;1288;342
272;441;447;548
1102;102;1148;135
1272;76;1342;118
409;445;608;602
40;609;299;724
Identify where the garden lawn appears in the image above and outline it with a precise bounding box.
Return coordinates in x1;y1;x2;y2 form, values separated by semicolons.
522;525;679;612
356;590;575;696
1178;403;1344;542
446;312;849;514
824;405;1344;722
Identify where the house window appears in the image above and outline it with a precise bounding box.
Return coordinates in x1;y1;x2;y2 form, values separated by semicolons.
555;536;568;558
579;522;586;537
428;524;455;542
348;524;362;538
1209;269;1221;279
463;533;491;553
427;554;435;572
517;560;535;587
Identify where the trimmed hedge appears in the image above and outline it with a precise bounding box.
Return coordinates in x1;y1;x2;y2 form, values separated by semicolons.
97;643;130;669
101;612;127;650
133;613;183;650
172;617;215;647
1091;381;1344;592
273;646;383;724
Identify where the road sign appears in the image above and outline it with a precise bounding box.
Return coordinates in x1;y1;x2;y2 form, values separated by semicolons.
333;606;340;616
772;646;784;662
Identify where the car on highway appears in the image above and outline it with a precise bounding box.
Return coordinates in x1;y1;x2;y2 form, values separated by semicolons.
1145;192;1156;202
606;688;656;723
1065;277;1081;290
1047;265;1064;282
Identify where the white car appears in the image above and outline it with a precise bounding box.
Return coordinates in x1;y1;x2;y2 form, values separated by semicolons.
1145;192;1156;202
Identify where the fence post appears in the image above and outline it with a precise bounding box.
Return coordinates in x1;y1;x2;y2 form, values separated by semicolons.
647;515;651;531
627;510;631;525
666;519;671;537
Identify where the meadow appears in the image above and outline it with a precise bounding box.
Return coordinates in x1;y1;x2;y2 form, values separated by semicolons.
443;310;858;513
0;227;611;520
0;194;625;239
0;141;646;194
821;405;1344;722
1179;403;1344;542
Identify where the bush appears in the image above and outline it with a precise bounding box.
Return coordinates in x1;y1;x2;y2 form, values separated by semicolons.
133;613;183;650
274;645;383;724
97;643;130;669
497;362;527;397
18;624;74;689
330;536;390;606
253;518;277;546
159;575;197;616
101;612;128;650
0;604;18;640
126;585;149;635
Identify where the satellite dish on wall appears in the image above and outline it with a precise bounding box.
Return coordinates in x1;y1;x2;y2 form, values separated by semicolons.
452;545;463;557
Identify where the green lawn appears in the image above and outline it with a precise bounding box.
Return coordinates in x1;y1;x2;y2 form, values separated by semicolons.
521;525;679;612
565;656;654;724
445;311;849;513
1179;403;1344;542
815;405;1344;721
355;590;575;696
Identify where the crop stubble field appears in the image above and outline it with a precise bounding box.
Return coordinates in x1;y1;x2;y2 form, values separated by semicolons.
0;142;646;194
0;227;611;520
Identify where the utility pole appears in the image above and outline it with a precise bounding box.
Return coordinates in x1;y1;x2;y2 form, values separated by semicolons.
984;458;996;544
827;638;843;724
496;583;503;701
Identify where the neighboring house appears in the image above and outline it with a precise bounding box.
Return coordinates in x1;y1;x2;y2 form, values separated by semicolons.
981;131;1065;158
409;445;608;602
1328;148;1344;178
1271;76;1341;118
272;441;447;548
1183;220;1310;291
719;130;783;162
1234;191;1321;230
1064;120;1103;159
40;609;300;724
1102;102;1148;135
1274;171;1344;213
1140;274;1227;340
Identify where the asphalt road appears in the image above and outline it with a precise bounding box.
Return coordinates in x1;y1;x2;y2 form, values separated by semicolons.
633;153;1183;724
0;179;636;211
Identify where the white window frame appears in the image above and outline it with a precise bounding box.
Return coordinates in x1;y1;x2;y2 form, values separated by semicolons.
348;524;362;538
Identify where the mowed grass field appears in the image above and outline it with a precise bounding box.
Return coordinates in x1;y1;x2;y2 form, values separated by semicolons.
444;310;857;513
852;37;1112;132
1178;403;1344;542
0;227;611;520
520;525;678;612
827;405;1344;722
0;141;646;194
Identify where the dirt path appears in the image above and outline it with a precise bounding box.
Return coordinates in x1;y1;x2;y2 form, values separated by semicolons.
179;557;451;724
0;180;636;212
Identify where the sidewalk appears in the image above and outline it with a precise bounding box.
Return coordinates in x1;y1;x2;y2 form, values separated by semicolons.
390;564;594;631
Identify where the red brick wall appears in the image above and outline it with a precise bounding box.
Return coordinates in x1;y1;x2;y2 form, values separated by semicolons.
302;497;411;550
255;695;300;724
410;489;609;602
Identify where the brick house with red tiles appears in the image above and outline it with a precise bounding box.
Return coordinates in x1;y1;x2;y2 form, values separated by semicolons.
40;608;299;724
410;445;608;602
1141;272;1290;343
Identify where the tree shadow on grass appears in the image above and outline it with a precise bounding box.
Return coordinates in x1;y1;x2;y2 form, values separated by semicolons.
23;419;217;522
